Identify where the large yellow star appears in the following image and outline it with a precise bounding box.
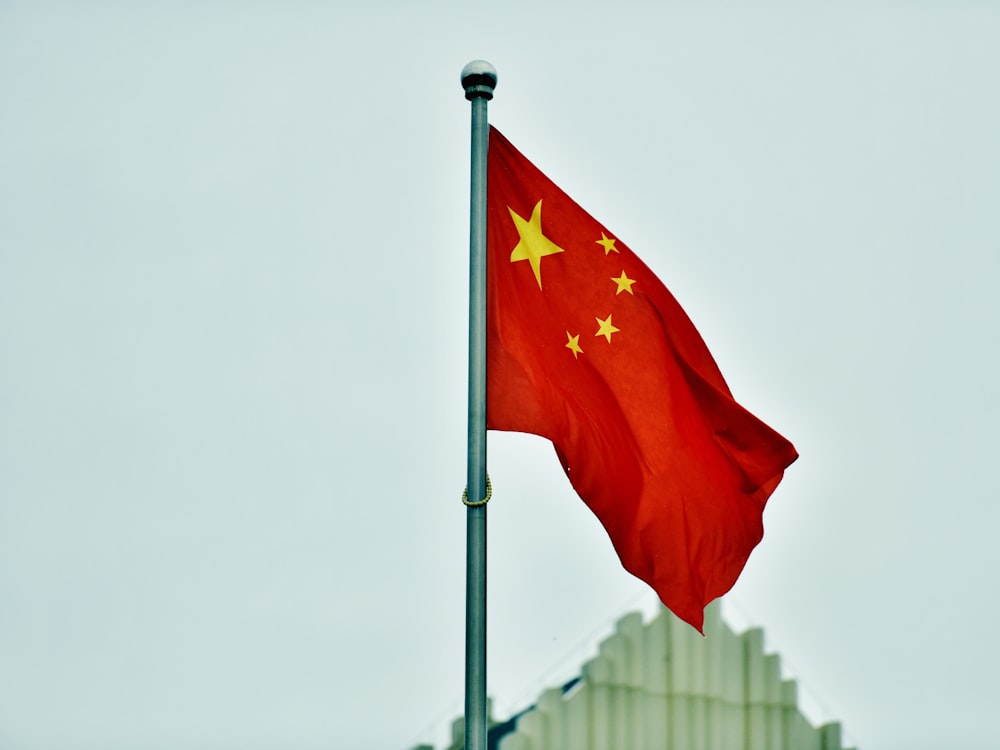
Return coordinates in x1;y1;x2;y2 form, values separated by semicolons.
611;271;636;295
565;331;583;359
594;314;620;343
508;200;565;289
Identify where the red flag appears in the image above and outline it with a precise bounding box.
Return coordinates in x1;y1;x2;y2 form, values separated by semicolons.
486;127;798;632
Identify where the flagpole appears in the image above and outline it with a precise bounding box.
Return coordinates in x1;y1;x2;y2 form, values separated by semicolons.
461;59;496;750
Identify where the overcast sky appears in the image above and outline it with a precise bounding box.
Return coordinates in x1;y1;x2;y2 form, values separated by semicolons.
2;2;999;749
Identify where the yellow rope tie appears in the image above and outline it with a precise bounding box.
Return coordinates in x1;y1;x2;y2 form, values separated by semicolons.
462;474;492;507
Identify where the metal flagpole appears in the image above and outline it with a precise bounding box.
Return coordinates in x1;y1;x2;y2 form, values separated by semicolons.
461;59;496;750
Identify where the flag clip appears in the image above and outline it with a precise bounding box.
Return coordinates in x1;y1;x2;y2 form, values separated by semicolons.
462;474;492;507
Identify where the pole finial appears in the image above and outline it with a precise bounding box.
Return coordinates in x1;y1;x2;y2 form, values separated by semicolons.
461;60;497;101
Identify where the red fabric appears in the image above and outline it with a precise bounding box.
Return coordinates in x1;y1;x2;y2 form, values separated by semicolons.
486;127;798;632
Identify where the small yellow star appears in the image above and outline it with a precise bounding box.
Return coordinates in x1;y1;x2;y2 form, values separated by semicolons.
508;200;566;289
596;232;619;255
594;314;620;343
611;271;636;295
565;331;583;359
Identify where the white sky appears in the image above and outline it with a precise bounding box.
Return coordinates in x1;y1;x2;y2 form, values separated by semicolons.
2;2;999;749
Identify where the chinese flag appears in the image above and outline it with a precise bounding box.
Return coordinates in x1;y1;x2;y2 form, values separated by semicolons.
486;127;798;632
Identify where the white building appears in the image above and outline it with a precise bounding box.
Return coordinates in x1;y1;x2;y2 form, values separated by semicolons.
418;601;853;750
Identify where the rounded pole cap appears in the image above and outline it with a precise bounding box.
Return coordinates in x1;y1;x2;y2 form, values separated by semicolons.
461;60;498;100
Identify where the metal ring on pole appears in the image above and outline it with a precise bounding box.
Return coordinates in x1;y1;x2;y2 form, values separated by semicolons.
462;474;493;507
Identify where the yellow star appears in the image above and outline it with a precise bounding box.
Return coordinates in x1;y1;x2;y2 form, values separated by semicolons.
611;271;636;295
508;200;565;289
596;232;619;255
565;331;583;359
594;314;620;343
